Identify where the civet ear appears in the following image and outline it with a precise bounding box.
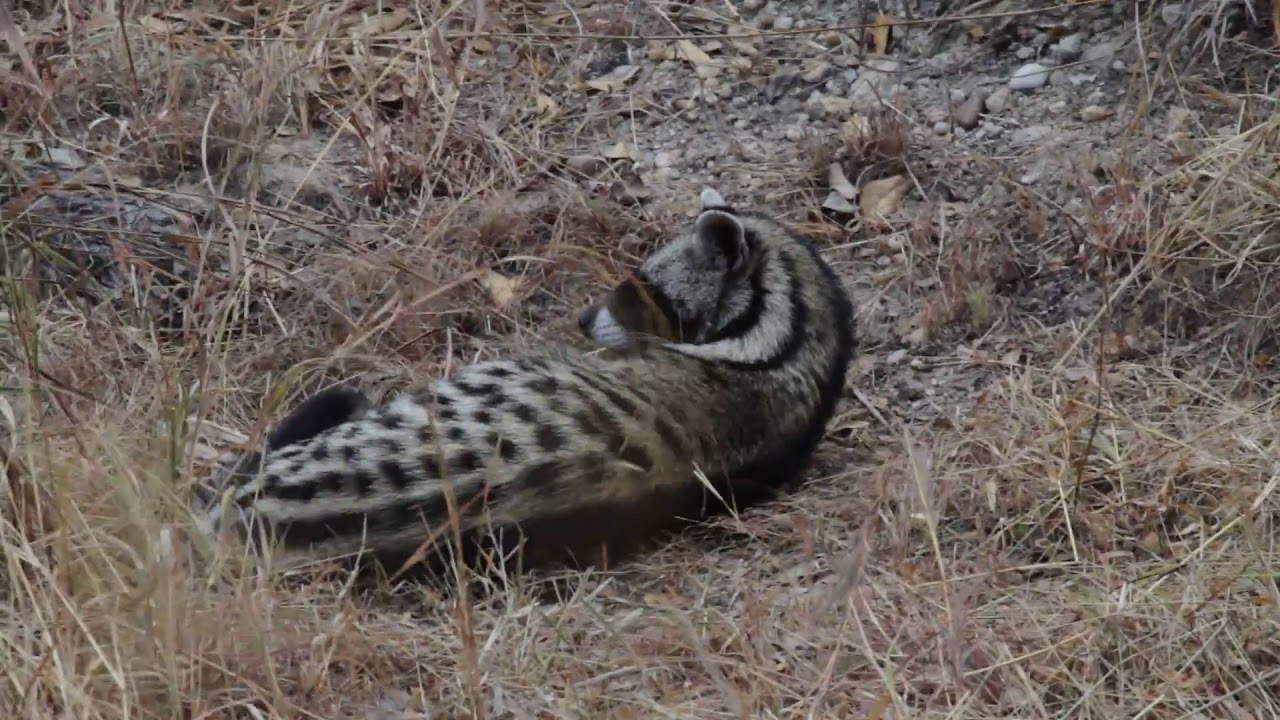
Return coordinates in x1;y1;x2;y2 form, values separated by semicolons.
695;208;749;275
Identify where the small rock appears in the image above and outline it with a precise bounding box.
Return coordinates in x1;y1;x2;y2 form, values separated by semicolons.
1015;46;1036;60
1160;3;1187;25
887;348;909;364
654;151;673;168
1083;40;1119;68
1011;124;1052;145
1049;69;1069;86
925;107;949;124
784;125;806;142
985;86;1011;113
819;95;853;116
1052;34;1084;63
773;16;795;31
933;121;950;136
1081;105;1113;121
743;0;765;9
843;68;859;83
949;88;967;104
1010;63;1050;91
802;61;832;84
954;91;986;129
1048;100;1068;114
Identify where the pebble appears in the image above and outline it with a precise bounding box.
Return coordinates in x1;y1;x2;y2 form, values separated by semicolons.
1015;46;1036;61
985;86;1011;113
949;88;967;104
1081;105;1113;121
933;121;950;136
802;62;832;83
1010;63;1051;91
1084;40;1119;68
743;0;764;9
773;16;795;31
1012;124;1052;145
1048;100;1068;114
1052;34;1084;64
784;125;805;141
954;91;986;130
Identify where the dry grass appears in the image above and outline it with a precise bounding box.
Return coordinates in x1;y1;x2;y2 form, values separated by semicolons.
2;0;1280;717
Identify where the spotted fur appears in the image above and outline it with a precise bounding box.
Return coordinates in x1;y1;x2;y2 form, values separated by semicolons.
197;188;857;578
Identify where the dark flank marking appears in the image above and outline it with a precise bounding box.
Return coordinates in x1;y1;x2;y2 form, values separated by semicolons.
514;459;563;491
274;480;318;502
654;416;688;457
420;453;442;477
447;426;465;442
341;445;358;463
512;403;537;423
451;449;482;474
618;443;654;472
342;425;361;440
483;392;508;410
580;452;609;478
378;414;403;431
496;437;520;462
311;444;330;462
380;460;414;489
453;381;502;397
320;472;344;493
381;439;403;455
438;408;458;422
262;473;281;492
435;393;454;407
486;366;514;379
352;470;378;496
285;461;306;476
417;425;433;444
536;424;563;452
568;369;639;416
473;410;493;424
526;375;558;395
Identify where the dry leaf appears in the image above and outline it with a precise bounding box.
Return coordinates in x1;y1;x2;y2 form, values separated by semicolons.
675;39;714;65
603;141;639;161
566;155;607;175
871;15;896;54
859;174;911;227
675;39;723;79
585;64;639;92
610;169;651;204
822;191;857;214
535;93;560;121
479;270;521;308
840;114;873;145
828;163;857;200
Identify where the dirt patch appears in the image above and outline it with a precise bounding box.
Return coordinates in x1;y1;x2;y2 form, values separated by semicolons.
2;0;1279;717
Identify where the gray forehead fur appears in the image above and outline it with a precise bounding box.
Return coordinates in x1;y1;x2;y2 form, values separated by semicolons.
635;188;754;342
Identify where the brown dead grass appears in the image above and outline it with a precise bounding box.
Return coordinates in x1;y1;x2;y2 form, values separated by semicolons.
2;0;1280;717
